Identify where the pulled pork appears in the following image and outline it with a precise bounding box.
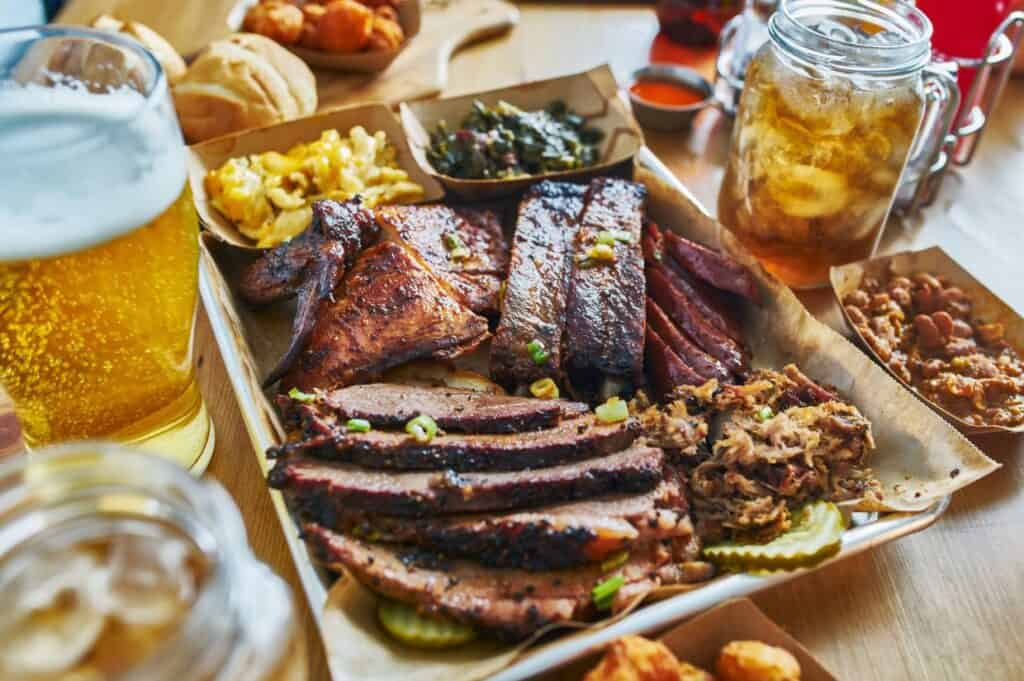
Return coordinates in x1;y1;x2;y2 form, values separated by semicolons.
643;365;881;544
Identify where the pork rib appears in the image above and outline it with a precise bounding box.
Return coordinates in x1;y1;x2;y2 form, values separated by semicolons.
490;181;586;390
563;178;647;396
282;241;490;391
267;445;665;516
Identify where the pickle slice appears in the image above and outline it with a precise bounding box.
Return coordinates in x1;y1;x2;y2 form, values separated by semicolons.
702;501;845;572
377;599;477;649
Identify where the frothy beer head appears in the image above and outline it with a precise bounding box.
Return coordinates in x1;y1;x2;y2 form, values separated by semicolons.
0;29;186;262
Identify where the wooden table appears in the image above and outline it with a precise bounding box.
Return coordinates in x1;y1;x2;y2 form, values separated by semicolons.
8;3;1017;680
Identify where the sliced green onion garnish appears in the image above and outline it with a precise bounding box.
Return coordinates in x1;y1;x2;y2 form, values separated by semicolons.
595;397;629;424
755;405;774;422
346;418;371;433
449;246;471;261
591;575;624;610
288;387;317;403
526;339;550;365
575;243;617;268
529;378;559;399
587;243;616;261
443;233;464;251
600;551;629;573
405;414;439;443
596;230;633;246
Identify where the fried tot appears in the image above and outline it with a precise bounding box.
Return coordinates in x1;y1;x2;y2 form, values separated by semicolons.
243;1;304;45
584;636;686;681
317;0;374;53
715;641;800;681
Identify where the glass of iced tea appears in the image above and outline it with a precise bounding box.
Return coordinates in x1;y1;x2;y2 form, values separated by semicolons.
0;27;214;469
0;443;306;681
717;0;959;288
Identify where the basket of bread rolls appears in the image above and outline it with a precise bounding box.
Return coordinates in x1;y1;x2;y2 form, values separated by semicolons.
240;0;420;72
90;15;319;144
172;33;318;143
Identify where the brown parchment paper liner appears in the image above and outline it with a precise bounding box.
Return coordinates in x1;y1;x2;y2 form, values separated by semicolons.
188;102;444;250
321;568;655;681
831;246;1024;435
285;0;422;73
201;158;998;681
399;65;644;200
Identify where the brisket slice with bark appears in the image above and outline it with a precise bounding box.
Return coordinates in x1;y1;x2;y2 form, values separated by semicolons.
288;472;693;571
267;444;665;516
271;411;638;471
302;523;706;640
283;383;589;434
375;204;509;316
563;177;648;397
490;181;586;390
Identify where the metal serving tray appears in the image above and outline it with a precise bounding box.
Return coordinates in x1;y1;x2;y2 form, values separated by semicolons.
198;146;949;681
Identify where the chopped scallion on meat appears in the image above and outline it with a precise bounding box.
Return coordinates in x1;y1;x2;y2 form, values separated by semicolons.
526;339;551;365
595;397;629;424
405;414;439;443
346;418;371;433
529;377;559;399
288;387;317;403
591;575;624;610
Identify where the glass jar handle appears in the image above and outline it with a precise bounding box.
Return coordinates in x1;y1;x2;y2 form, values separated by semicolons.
897;65;961;212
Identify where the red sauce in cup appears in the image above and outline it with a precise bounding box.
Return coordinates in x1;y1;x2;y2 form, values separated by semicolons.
629;79;706;107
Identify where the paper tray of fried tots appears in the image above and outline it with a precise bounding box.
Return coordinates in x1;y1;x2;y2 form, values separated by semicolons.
192;73;999;681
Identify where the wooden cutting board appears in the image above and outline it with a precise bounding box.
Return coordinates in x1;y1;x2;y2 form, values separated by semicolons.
57;0;519;108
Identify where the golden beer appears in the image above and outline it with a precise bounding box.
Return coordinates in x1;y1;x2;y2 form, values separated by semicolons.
0;27;214;470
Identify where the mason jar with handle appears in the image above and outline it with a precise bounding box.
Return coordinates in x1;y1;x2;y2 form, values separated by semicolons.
717;0;959;289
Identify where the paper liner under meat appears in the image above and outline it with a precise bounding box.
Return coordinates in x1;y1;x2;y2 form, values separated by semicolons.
831;245;1024;435
638;166;998;512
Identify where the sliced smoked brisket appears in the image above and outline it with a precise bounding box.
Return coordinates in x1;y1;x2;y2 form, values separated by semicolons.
280;383;589;434
268;444;665;516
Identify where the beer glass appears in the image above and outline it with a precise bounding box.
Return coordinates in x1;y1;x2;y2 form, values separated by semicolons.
0;27;215;471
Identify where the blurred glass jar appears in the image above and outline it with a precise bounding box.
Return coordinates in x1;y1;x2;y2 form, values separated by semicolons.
717;0;958;288
658;0;743;47
0;444;306;681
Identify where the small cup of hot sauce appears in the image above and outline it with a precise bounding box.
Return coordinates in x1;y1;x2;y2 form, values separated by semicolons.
627;64;713;131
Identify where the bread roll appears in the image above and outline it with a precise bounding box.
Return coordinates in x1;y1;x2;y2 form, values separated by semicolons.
91;15;187;84
172;33;317;143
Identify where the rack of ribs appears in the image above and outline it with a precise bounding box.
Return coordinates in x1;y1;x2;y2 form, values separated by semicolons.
490;181;586;391
563;177;648;399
